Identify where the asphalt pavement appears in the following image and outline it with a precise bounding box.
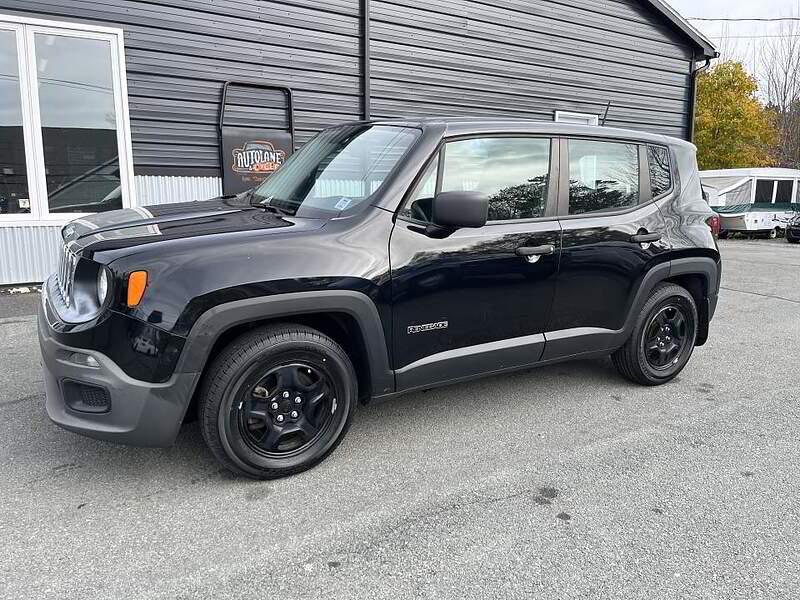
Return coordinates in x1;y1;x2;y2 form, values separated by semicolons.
1;239;798;599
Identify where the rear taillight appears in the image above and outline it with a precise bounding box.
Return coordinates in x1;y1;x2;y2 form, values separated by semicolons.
707;214;720;237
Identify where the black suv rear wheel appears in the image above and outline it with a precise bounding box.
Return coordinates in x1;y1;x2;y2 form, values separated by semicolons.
612;283;698;386
198;324;356;479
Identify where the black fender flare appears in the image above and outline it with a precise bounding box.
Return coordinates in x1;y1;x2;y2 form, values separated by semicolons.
622;255;720;343
174;290;395;396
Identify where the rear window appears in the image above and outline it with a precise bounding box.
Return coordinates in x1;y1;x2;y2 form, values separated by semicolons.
647;145;672;198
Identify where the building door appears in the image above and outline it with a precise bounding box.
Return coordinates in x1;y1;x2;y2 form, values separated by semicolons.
390;136;562;392
0;16;134;222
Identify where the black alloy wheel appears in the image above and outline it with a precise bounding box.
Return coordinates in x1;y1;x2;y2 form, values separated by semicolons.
199;324;357;479
612;283;698;386
642;305;690;371
236;362;336;457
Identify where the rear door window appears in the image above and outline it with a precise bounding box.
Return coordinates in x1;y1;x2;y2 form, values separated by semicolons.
567;139;639;215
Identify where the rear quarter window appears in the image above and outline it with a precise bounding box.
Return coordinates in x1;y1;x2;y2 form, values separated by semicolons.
647;145;673;198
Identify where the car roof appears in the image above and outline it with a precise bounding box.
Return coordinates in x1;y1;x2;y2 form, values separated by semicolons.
367;117;695;149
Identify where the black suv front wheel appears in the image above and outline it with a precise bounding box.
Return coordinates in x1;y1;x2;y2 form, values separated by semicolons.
198;324;357;479
612;283;698;386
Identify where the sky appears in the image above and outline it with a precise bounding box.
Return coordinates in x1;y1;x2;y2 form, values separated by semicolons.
665;0;798;75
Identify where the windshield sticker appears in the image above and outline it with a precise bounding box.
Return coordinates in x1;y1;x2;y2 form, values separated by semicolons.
334;197;353;211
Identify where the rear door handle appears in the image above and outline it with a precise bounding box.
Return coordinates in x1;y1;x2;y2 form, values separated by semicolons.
515;244;555;264
630;232;662;244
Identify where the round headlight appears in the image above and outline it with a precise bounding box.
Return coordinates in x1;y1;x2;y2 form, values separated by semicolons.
97;267;109;305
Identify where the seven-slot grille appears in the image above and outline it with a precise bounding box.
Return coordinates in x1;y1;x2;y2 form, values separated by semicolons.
58;244;78;306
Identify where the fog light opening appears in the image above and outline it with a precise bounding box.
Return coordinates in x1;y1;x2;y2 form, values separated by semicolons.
68;352;100;368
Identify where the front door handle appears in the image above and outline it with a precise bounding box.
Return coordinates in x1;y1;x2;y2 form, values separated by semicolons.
630;232;662;244
515;244;555;264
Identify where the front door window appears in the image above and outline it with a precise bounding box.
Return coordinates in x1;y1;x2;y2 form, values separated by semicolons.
400;137;552;223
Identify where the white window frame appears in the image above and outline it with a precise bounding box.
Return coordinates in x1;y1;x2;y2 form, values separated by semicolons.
554;111;600;127
0;14;135;226
752;178;796;205
772;178;796;204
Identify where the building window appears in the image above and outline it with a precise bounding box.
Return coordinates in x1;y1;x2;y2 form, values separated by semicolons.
0;16;134;222
554;111;600;126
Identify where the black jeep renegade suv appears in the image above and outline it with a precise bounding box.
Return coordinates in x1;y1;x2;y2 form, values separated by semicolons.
39;119;721;479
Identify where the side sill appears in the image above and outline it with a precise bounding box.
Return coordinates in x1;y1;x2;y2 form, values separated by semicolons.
394;333;545;394
541;327;622;362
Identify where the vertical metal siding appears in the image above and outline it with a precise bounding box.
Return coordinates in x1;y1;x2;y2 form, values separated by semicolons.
0;177;225;284
134;175;222;206
0;226;62;285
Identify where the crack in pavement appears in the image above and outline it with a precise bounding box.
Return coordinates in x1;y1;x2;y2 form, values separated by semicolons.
722;258;800;269
720;286;800;305
0;393;43;409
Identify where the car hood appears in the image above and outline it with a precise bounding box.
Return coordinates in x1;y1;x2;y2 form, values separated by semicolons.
61;197;326;253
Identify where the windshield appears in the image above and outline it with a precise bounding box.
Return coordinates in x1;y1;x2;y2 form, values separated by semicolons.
248;124;420;217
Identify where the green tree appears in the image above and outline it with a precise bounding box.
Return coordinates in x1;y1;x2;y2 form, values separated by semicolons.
694;61;778;170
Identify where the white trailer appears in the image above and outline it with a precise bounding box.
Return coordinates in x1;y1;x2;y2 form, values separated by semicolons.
700;168;800;238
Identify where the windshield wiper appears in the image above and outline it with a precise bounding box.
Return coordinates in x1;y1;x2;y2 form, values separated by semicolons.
261;204;294;216
255;194;294;216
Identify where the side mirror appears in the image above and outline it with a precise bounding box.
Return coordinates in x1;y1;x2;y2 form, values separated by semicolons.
431;191;489;229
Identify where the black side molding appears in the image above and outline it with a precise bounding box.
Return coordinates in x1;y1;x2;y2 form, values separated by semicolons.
175;291;395;396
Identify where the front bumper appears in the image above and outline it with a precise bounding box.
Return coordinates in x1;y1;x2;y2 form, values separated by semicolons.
38;297;200;447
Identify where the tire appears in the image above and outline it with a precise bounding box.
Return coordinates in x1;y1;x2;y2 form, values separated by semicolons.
768;228;779;240
788;236;800;244
198;323;357;479
612;283;698;386
718;230;729;240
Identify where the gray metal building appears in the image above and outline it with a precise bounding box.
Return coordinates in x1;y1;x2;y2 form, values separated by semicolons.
0;0;715;284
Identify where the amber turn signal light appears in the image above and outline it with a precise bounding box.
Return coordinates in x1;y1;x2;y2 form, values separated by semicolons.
127;271;148;307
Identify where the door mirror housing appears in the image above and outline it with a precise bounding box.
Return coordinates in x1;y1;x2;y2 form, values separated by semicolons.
431;191;489;229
